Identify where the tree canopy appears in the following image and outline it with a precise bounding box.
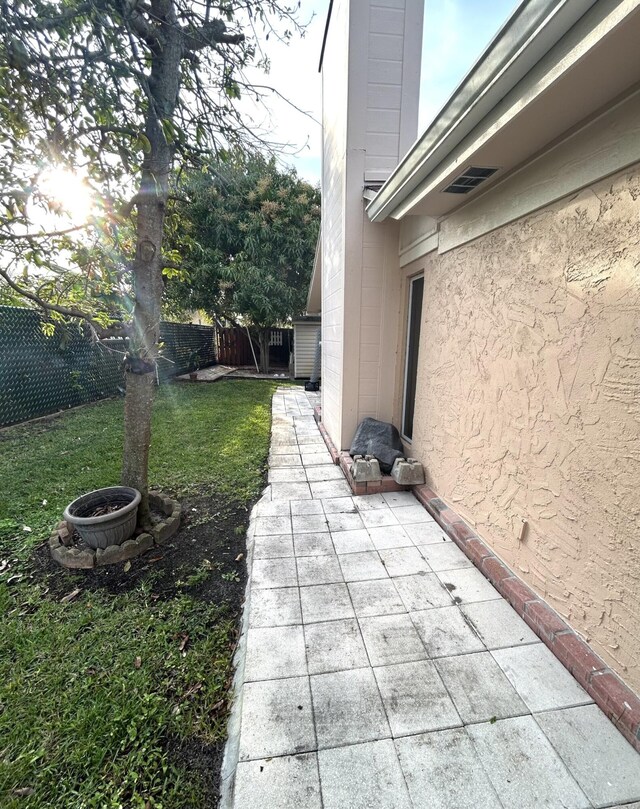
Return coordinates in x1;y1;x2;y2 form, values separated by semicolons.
166;152;320;344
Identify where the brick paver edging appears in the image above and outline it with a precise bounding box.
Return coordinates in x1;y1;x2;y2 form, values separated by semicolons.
413;483;640;753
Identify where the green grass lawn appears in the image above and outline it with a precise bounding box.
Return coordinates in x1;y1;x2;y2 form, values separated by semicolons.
0;380;279;808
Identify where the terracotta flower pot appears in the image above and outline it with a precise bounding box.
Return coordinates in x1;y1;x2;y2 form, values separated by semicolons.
63;486;141;549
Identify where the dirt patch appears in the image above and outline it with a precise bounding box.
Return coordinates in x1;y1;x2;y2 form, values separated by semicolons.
29;486;252;807
31;489;250;602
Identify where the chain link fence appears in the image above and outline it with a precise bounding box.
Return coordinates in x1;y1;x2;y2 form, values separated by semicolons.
0;306;217;428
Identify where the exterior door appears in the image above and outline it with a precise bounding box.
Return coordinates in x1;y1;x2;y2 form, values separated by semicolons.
402;275;424;441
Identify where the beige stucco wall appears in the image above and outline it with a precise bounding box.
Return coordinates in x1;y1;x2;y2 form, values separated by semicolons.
406;164;640;693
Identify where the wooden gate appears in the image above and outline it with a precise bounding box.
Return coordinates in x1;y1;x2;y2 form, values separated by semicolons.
216;327;254;366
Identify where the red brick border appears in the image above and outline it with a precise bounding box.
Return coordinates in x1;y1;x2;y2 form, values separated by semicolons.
412;482;640;753
313;406;407;495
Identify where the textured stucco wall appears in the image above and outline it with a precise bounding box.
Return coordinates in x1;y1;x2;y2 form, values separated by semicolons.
409;165;640;693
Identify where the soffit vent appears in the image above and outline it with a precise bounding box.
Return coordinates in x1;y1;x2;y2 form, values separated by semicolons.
443;166;498;194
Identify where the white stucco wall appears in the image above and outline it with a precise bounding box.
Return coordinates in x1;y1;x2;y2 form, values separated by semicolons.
320;0;423;449
320;0;349;444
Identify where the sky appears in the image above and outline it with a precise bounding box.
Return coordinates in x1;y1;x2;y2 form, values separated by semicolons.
251;0;517;185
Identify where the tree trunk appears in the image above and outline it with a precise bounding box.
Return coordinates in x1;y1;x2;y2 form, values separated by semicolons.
258;328;270;375
121;0;183;526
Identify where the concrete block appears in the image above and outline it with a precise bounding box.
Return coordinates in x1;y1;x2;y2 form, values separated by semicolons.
350;455;383;483
391;457;425;485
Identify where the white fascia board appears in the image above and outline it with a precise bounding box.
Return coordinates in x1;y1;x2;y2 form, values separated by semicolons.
366;0;598;222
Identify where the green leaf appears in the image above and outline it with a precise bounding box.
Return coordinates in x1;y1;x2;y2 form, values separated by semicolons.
160;119;175;145
135;134;152;154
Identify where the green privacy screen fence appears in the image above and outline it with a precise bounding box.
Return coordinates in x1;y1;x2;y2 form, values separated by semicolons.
0;306;217;428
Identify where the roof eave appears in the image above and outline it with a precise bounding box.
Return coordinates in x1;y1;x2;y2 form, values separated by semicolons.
366;0;598;223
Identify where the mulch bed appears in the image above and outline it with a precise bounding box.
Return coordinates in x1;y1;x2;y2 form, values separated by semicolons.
29;487;252;805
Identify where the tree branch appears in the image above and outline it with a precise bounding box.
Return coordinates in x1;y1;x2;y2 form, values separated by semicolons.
183;18;244;52
0;268;129;339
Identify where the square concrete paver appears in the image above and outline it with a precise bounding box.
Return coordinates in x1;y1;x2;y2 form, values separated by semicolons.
396;728;502;809
292;513;329;534
420;541;473;571
248;587;301;628
244;625;307;682
297;434;325;445
383;491;416;507
300;583;355;623
393;572;453;611
353;493;388;510
252;534;294;559
311;667;391;748
269;443;301;455
233;753;322;809
411;605;485;658
318;740;412;809
270;482;312;501
467;715;589;809
338;550;388;582
305;465;346;482
367;524;413;550
461;599;539;649
374;660;461;737
359;507;400;528
251;558;298;589
331;528;374;554
290;498;324;516
310;480;352;499
255;499;289;517
301;451;334;466
304;618;369;675
296;555;343;586
435;651;528;724
238;676;316;761
378;546;430;577
254;515;292;536
293;532;334;557
392;504;435;524
348;579;406;617
269;453;302;467
492;643;593;712
359;613;427;666
326;511;365;532
436;566;500;603
404;521;449;544
269;467;305;483
322;496;356;513
534;704;640;808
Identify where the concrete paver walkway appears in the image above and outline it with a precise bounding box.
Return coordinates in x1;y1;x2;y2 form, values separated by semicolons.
221;388;640;809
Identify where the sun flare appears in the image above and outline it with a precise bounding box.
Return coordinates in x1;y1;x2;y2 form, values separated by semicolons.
38;166;96;226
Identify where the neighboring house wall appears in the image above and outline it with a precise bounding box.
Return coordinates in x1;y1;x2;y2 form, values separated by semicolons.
320;0;423;449
401;163;640;692
293;321;321;379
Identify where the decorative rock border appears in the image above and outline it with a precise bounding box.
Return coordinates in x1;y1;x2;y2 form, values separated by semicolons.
413;483;640;753
48;491;181;569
